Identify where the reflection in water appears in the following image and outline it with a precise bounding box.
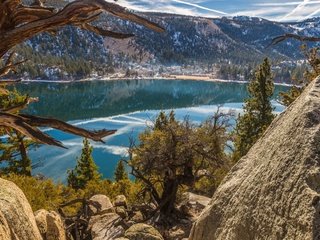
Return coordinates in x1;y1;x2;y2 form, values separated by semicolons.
16;80;289;182
18;79;288;121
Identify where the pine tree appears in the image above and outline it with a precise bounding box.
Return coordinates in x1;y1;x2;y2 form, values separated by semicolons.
233;58;275;161
67;138;101;189
1;131;34;176
154;111;168;130
0;88;36;176
154;110;175;130
129;110;230;217
280;45;320;106
114;160;128;182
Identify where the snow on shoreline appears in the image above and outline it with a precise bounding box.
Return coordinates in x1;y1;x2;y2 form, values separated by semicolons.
21;77;295;87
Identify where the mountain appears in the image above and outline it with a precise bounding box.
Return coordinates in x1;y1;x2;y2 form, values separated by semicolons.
102;13;320;65
7;3;320;81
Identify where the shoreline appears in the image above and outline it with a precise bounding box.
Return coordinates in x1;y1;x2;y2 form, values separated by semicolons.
20;75;294;87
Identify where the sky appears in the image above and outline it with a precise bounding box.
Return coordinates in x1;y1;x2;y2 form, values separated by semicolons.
118;0;320;22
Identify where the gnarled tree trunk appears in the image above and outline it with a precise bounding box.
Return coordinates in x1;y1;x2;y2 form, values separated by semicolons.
0;0;164;146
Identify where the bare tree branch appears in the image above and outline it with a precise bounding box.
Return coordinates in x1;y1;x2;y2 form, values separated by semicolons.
19;114;117;143
0;0;165;58
0;112;65;147
0;112;116;147
1;96;38;114
269;33;320;47
80;23;135;39
0;0;165;147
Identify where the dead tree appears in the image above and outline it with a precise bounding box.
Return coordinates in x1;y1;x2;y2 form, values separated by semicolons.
0;0;164;147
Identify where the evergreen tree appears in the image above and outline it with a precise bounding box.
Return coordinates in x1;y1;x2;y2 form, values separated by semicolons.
67;138;101;189
0;88;36;176
233;58;275;161
280;45;320;106
129;110;230;218
0;131;34;176
154;111;168;130
114;160;128;182
279;86;302;107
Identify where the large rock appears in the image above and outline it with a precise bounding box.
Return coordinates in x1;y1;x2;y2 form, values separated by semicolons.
46;211;66;240
89;194;113;215
89;212;125;240
0;178;42;240
190;78;320;240
178;192;210;219
0;211;11;240
35;209;48;237
124;223;164;240
34;209;66;240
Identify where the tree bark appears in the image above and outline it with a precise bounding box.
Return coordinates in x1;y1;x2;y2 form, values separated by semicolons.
0;0;164;58
0;0;164;146
159;178;179;217
17;132;31;176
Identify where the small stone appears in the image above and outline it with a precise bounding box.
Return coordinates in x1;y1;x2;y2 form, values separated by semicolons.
115;207;128;219
125;223;164;240
168;227;185;240
114;195;128;208
130;211;144;223
126;221;136;227
34;210;66;240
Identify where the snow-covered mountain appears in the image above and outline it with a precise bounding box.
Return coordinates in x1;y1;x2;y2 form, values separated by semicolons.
112;13;320;63
12;10;320;81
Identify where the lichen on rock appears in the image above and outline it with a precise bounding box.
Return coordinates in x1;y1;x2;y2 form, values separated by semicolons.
189;78;320;239
0;178;42;240
125;223;164;240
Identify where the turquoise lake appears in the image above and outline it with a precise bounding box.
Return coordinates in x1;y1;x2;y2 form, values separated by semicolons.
16;79;289;182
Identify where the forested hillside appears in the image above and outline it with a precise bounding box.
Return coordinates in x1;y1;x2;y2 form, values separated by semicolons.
7;0;320;81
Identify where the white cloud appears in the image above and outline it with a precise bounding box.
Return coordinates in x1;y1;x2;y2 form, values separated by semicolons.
256;1;320;7
302;6;320;19
118;0;226;17
232;7;291;19
279;0;310;21
171;0;227;15
115;0;320;21
281;4;320;21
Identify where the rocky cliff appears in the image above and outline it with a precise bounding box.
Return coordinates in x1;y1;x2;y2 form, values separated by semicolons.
0;178;42;240
189;78;320;239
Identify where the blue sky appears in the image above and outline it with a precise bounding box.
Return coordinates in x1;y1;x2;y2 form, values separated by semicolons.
119;0;320;22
